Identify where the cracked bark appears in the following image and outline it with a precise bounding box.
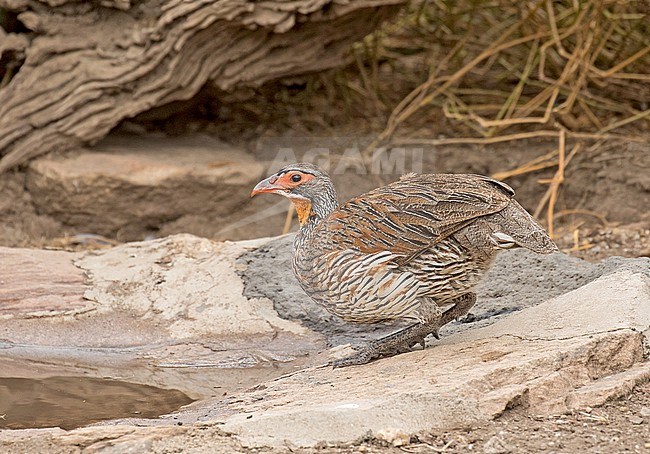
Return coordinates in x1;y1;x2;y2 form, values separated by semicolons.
0;0;404;173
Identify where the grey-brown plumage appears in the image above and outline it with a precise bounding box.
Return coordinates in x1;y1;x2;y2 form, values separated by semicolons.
251;164;558;366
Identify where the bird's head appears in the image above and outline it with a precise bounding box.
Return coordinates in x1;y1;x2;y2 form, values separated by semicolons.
251;163;337;226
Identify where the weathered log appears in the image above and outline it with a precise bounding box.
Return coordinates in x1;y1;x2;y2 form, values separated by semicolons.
0;0;404;173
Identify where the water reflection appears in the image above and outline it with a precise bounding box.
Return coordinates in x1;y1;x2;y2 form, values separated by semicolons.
0;376;193;430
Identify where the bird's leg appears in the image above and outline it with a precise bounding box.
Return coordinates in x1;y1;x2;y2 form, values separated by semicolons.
330;293;477;368
438;292;477;329
329;323;434;367
330;301;443;367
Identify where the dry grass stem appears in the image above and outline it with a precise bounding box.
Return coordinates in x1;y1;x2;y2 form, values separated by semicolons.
282;204;295;235
545;129;566;238
533;138;582;231
394;130;646;147
491;148;559;181
554;209;609;226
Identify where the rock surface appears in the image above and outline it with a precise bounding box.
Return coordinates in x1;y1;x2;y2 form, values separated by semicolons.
0;247;89;318
216;269;650;447
0;234;323;402
0;233;649;450
26;134;265;239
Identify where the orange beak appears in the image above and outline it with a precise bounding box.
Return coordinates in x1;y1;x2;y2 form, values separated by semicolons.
251;176;285;197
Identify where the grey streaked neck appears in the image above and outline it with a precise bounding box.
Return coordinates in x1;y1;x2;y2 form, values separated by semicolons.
295;180;338;243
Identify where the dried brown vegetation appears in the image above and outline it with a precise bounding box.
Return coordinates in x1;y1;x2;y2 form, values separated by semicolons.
351;0;649;140
348;0;650;236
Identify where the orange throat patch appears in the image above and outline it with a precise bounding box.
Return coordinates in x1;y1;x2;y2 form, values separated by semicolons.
292;198;313;226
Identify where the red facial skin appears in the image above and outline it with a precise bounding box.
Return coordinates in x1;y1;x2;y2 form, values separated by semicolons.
250;171;315;196
251;171;316;225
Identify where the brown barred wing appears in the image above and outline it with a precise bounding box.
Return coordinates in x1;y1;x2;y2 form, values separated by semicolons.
318;173;514;258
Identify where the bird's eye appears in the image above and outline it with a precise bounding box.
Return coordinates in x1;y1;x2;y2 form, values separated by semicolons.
291;174;302;183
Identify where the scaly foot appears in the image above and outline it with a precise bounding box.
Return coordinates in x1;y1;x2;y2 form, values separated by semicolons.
329;293;477;367
329;322;436;367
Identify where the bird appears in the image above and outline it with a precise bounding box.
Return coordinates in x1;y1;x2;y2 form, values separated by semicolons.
251;163;558;366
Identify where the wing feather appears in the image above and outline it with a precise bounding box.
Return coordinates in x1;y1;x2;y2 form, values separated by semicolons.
317;173;514;257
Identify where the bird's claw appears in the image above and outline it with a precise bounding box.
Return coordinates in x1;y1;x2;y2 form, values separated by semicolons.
329;342;380;368
409;335;427;350
328;322;444;367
